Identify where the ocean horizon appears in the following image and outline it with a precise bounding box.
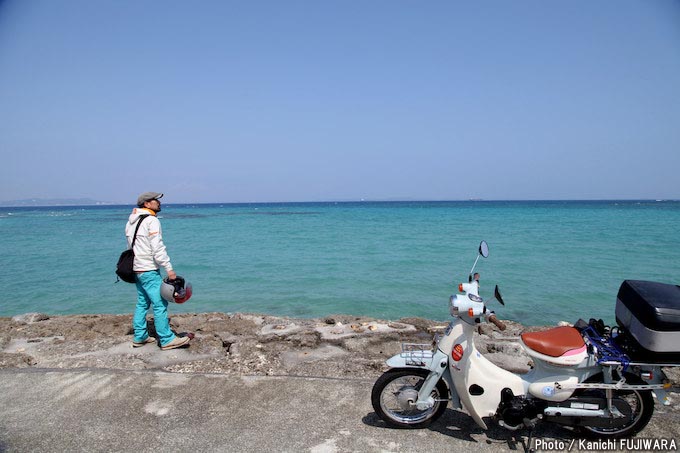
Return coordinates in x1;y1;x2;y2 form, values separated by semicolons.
1;198;678;208
1;200;678;326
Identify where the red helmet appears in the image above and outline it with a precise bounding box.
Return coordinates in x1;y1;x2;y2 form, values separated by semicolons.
161;276;193;304
174;283;192;304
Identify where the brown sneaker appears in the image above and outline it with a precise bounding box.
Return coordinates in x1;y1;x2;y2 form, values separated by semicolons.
160;336;190;350
132;337;156;348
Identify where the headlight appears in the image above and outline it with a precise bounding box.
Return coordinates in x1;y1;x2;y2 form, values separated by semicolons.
449;295;458;317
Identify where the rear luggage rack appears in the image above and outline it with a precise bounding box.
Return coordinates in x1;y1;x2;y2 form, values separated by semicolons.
582;326;631;371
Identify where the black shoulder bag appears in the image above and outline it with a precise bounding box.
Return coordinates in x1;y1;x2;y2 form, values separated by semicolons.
116;215;150;283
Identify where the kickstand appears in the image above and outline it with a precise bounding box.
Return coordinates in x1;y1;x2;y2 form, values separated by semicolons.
524;428;535;453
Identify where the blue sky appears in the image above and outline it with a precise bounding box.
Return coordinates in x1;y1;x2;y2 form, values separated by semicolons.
1;1;679;203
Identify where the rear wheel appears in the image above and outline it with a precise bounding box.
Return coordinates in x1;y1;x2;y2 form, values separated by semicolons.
371;368;448;429
576;373;654;438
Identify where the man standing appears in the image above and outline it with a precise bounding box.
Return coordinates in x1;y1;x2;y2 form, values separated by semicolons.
126;192;190;351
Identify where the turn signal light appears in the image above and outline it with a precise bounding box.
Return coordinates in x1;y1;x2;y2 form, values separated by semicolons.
458;283;464;292
468;308;475;317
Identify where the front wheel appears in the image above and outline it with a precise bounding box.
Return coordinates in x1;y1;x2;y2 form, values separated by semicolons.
576;373;654;439
371;368;449;429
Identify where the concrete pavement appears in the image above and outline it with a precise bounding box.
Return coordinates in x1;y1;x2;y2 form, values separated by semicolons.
0;368;528;452
0;368;678;452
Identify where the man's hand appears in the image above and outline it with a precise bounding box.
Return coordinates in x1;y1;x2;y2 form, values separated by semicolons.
167;270;177;281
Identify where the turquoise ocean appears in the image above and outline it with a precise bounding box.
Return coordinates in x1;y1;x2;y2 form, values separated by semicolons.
1;201;678;326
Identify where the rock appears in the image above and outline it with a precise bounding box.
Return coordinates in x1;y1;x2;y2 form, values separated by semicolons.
427;325;448;333
281;345;347;368
260;323;301;336
0;352;36;368
11;313;49;325
0;312;616;382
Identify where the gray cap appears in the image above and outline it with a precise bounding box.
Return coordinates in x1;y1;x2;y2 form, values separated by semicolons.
137;192;163;207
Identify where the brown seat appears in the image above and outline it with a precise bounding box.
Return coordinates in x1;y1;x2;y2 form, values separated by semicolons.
520;326;585;357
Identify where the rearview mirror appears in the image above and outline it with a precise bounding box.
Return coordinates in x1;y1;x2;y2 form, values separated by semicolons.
479;241;489;258
494;285;505;306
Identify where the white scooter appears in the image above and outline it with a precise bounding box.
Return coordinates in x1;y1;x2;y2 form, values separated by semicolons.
372;241;679;439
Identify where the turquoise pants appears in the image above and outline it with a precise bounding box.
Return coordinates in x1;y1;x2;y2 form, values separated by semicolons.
133;270;175;347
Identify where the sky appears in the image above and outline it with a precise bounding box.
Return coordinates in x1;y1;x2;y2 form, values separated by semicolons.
1;1;679;204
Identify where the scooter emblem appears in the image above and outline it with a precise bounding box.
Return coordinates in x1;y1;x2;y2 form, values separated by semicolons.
542;386;556;397
452;344;464;361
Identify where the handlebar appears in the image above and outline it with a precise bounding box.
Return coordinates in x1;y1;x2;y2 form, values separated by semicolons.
487;313;507;331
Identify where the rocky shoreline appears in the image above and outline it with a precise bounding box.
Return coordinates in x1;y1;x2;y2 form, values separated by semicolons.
1;312;538;377
3;311;679;388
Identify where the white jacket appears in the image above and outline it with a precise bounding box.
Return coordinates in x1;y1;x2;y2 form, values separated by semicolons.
125;208;173;273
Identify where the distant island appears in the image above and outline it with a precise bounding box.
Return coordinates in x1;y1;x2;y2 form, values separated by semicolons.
0;198;113;207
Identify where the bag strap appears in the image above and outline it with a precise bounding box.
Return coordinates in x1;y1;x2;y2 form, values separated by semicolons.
130;215;150;250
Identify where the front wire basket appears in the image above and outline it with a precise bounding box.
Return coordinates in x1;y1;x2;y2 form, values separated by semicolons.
401;343;435;366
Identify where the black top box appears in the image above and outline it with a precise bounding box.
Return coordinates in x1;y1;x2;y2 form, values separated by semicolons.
617;280;680;332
